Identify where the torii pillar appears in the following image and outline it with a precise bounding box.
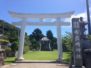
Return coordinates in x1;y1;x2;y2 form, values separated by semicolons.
57;25;62;62
9;11;74;61
17;22;26;60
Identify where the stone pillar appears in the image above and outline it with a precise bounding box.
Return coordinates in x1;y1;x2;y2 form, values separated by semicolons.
17;23;26;61
56;25;63;62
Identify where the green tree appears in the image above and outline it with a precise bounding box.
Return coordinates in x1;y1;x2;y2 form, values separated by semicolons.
0;20;21;56
46;30;53;40
32;28;44;41
88;35;91;40
29;28;44;50
62;32;72;52
0;20;20;42
24;33;30;53
29;35;40;50
46;30;57;50
51;37;57;49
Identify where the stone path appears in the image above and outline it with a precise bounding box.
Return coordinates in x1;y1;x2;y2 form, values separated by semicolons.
1;63;69;68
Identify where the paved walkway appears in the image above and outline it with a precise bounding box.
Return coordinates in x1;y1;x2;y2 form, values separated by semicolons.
1;63;69;68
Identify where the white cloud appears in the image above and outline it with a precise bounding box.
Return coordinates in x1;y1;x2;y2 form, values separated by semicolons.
64;8;91;28
65;7;91;22
72;7;91;21
71;12;87;21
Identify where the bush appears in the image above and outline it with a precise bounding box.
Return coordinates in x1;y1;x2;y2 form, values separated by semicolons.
5;46;12;57
0;39;9;45
30;39;40;51
10;42;18;52
62;32;72;52
24;45;30;54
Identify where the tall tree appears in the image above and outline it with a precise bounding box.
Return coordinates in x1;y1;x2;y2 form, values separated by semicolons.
32;28;44;41
46;30;55;50
62;32;72;52
46;30;53;40
29;28;44;50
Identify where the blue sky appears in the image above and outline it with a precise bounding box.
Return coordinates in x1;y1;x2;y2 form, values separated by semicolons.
0;0;91;37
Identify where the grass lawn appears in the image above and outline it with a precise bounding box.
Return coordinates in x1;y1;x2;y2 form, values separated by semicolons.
24;50;58;60
63;52;71;63
4;57;15;64
4;51;71;64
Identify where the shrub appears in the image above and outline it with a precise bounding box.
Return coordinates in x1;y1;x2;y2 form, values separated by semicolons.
24;45;30;54
0;39;9;45
10;42;18;52
5;46;12;57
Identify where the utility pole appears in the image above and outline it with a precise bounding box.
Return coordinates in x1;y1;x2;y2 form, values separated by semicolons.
86;0;91;35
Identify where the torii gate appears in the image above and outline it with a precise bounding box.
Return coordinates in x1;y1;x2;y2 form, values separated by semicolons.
9;11;74;62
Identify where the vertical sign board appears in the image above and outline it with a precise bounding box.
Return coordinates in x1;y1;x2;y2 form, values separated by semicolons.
72;18;83;68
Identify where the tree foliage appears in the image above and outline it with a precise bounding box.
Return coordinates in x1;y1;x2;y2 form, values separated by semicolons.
29;28;43;50
0;20;21;56
46;30;53;40
62;32;72;52
0;39;9;44
32;28;44;41
46;30;57;50
24;33;30;53
0;20;20;43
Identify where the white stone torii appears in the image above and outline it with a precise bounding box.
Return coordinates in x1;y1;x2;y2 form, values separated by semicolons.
9;11;74;61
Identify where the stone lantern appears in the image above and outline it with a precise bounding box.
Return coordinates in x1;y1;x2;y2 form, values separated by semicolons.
40;37;51;51
0;39;4;65
0;49;4;65
0;34;8;65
